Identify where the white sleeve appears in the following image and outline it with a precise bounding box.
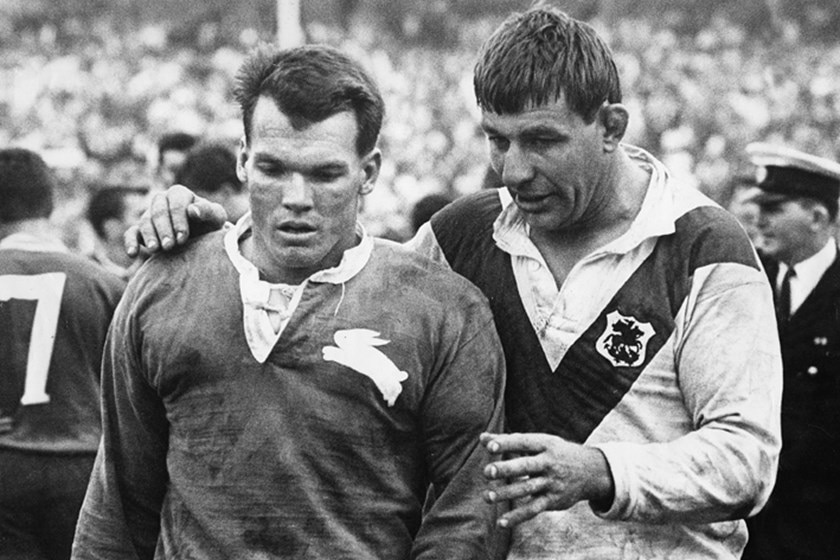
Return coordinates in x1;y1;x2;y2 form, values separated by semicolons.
595;262;782;523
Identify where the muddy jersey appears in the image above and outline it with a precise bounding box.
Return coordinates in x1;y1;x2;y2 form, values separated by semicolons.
413;145;782;559
72;232;506;560
0;234;124;453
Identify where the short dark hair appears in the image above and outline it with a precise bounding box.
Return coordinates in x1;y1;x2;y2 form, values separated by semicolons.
86;185;149;238
158;132;198;165
474;6;622;123
234;44;384;156
175;143;242;196
0;148;55;223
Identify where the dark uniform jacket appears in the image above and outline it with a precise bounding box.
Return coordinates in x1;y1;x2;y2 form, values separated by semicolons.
745;248;840;560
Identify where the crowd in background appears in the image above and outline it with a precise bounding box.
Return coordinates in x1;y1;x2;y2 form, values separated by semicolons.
1;9;840;242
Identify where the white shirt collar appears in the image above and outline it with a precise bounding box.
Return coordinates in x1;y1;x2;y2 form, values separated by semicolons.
224;212;373;288
224;212;373;363
780;239;837;314
782;239;836;281
492;144;675;260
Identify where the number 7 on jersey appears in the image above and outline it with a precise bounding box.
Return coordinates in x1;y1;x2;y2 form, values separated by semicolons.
0;273;66;406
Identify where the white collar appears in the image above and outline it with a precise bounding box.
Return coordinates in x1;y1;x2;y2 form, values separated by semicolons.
224;213;373;363
783;238;837;286
492;144;675;259
224;212;373;286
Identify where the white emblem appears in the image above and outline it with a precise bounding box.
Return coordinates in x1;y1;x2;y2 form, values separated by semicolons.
595;311;656;368
322;329;408;407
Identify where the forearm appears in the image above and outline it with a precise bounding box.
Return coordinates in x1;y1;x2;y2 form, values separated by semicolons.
585;447;616;512
595;420;778;523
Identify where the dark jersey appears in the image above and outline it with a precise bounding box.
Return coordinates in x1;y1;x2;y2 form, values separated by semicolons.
0;240;124;453
73;231;506;560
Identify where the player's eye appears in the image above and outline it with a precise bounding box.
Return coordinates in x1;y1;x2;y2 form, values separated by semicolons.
488;136;510;151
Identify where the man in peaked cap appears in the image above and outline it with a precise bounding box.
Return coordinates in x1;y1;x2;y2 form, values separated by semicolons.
743;142;840;560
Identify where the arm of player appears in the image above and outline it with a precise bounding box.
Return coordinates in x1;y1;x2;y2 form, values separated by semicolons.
592;264;782;524
480;432;615;528
124;184;228;257
411;302;509;560
72;293;169;560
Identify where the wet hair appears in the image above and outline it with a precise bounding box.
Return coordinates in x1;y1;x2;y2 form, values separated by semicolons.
86;185;149;238
0;148;55;223
157;132;198;165
474;6;621;123
175;143;242;195
234;44;384;156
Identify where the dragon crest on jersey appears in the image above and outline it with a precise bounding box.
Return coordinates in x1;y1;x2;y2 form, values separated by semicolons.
596;310;656;368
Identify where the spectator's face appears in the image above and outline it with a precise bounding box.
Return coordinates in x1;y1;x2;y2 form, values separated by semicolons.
158;149;188;188
755;197;818;264
238;97;379;284
726;187;763;247
480;95;606;233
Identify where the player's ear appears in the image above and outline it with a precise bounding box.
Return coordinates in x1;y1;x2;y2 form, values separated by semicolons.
236;136;248;183
358;148;381;196
599;103;629;152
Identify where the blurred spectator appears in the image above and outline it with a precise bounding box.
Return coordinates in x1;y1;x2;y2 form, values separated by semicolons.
0;148;124;560
742;143;840;560
175;143;248;223
724;174;763;247
156;132;198;189
410;192;454;234
86;185;150;281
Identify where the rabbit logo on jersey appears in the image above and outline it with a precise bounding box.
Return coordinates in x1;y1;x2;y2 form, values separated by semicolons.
322;329;408;407
596;310;655;368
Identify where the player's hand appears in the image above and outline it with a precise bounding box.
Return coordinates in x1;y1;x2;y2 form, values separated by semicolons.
480;432;615;528
0;415;13;434
124;185;228;257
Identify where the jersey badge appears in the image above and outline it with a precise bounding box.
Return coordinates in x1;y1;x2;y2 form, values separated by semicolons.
595;310;656;368
322;329;408;407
